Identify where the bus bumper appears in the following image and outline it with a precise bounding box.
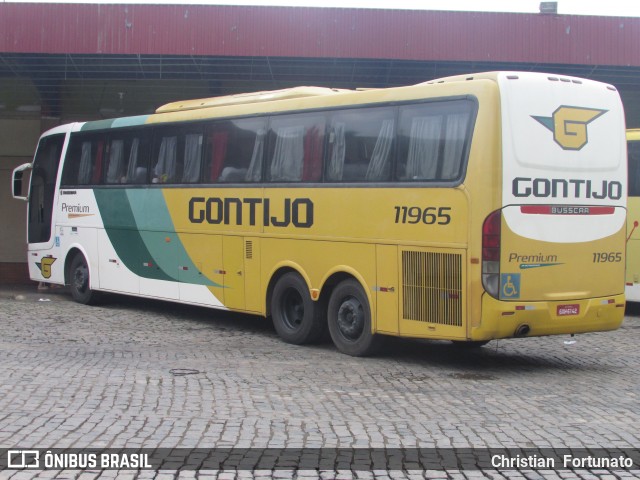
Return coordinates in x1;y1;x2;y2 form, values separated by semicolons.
472;293;626;340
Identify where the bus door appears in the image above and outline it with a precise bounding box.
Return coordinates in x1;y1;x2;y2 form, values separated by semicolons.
215;236;258;313
26;134;66;248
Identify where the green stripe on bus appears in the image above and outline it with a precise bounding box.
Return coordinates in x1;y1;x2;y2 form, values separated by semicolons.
94;189;173;282
80;119;116;131
127;189;222;287
95;188;222;288
111;115;150;128
81;115;149;132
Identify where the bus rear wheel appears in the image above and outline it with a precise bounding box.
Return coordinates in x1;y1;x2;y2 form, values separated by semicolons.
327;279;384;357
69;253;98;305
271;272;325;345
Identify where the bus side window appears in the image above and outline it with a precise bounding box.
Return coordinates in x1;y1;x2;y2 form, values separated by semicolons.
267;113;325;183
61;135;105;186
152;135;178;184
181;133;204;183
78;141;94;184
326;107;394;183
105;139;126;184
125;134;151;184
216;118;267;183
270;125;304;181
396;100;473;182
205;127;229;183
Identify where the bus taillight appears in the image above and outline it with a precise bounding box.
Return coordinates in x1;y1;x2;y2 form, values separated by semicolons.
482;210;501;298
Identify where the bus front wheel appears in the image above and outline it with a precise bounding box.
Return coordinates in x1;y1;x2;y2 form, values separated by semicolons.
327;279;384;357
69;253;98;305
271;272;325;345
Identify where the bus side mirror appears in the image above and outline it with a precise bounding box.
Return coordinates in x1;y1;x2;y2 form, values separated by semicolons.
12;162;32;201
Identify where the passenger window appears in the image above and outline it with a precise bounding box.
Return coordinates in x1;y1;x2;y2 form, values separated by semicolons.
62;135;105;185
104;133;151;185
105;139;126;184
266;113;325;182
151;128;204;184
209;118;267;183
396;100;473;182
152;134;178;184
326;107;395;182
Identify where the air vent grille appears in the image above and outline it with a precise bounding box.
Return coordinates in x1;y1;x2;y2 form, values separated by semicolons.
402;250;462;326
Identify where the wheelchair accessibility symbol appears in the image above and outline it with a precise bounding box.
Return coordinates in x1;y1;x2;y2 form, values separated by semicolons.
500;273;521;299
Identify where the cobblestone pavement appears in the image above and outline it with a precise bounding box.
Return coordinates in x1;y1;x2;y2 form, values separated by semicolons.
0;287;638;479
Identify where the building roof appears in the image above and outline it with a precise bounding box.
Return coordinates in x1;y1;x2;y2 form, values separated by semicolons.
1;4;639;123
1;4;639;66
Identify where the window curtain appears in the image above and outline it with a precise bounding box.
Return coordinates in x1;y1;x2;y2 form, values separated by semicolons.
209;131;228;181
366;119;394;181
125;138;140;183
106;140;125;184
327;122;346;181
91;141;104;184
441;113;469;179
182;133;203;183
245;129;266;182
270;126;304;181
302;126;323;182
405;116;442;180
154;136;177;183
78;142;93;184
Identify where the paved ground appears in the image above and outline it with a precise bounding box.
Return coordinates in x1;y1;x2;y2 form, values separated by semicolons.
0;286;638;479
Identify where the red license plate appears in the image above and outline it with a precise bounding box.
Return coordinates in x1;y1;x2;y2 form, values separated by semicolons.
557;304;580;316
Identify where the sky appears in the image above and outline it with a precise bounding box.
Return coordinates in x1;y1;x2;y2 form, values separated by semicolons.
3;0;640;17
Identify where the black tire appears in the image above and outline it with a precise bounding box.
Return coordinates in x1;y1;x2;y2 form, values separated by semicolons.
327;279;384;357
271;272;325;345
69;253;98;305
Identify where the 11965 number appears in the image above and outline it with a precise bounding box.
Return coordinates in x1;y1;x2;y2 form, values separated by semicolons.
592;252;622;263
394;206;452;225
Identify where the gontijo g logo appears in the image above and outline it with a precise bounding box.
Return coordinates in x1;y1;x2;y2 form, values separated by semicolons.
36;256;57;279
532;106;607;151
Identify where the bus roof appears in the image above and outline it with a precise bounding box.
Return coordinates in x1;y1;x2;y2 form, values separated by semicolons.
69;71;614;133
420;71;617;91
156;86;351;114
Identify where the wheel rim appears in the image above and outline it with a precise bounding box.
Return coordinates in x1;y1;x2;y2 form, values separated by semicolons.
336;296;365;341
281;288;304;331
73;263;88;293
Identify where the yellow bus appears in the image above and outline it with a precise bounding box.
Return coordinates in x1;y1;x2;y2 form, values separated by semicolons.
12;71;627;356
626;129;640;301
